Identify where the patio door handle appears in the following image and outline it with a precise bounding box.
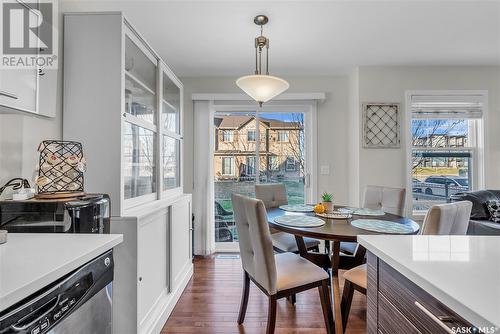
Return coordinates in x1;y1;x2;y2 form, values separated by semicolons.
305;173;311;188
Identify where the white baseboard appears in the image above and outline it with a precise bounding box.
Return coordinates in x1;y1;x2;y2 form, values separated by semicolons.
141;263;194;334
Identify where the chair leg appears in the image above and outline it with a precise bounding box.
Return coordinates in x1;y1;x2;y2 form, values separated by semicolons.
340;280;355;333
266;295;277;334
318;280;334;334
238;271;250;324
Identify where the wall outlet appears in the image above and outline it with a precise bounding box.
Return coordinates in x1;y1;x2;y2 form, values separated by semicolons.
320;165;330;175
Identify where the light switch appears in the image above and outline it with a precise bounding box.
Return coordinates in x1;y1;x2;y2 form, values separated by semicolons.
320;165;330;175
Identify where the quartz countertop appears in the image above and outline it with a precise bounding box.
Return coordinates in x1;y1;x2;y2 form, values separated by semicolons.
0;233;123;311
358;235;500;329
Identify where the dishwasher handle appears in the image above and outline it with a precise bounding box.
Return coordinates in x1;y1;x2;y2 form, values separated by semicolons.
11;295;60;331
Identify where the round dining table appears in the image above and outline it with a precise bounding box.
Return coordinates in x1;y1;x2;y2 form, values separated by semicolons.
267;206;420;334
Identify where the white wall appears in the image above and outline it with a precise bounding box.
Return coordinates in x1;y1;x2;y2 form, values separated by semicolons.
355;66;500;206
0;112;62;185
181;75;352;204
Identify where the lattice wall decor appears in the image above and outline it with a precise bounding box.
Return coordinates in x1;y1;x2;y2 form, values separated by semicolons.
363;103;400;148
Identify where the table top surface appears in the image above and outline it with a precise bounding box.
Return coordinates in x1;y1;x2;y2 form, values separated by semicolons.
267;206;420;242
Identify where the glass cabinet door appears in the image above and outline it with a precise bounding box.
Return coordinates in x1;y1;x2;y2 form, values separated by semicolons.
161;69;182;192
124;35;157;125
123;32;158;202
162;72;180;134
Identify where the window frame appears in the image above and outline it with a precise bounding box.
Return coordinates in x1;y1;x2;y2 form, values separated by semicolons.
247;129;256;142
246;156;256;176
405;90;487;219
221;156;235;176
285;156;296;171
222;130;234;142
277;130;289;142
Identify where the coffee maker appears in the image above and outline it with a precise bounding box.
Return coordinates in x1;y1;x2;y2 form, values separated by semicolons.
0;194;110;233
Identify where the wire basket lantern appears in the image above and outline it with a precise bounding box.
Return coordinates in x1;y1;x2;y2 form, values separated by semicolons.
35;140;86;198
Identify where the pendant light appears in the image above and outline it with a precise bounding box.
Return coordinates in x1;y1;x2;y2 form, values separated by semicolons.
236;15;289;106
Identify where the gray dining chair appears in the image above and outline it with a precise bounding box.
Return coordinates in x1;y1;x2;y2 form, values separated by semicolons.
340;185;406;257
231;193;333;334
340;200;472;333
255;183;320;253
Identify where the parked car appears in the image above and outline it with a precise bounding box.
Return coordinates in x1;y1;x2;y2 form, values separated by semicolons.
417;176;469;197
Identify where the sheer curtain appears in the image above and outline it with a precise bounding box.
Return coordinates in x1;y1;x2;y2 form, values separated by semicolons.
192;100;215;255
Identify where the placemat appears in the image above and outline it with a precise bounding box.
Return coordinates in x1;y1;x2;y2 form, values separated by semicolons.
350;208;386;216
351;219;414;234
316;211;352;219
274;215;325;228
279;204;315;212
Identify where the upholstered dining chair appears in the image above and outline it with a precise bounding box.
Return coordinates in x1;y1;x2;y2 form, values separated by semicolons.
340;200;473;333
255;183;321;253
231;193;334;334
340;185;406;257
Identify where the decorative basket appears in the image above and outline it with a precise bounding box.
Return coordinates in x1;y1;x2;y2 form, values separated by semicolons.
35;140;86;198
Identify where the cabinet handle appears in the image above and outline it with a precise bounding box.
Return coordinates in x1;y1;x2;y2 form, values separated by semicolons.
0;91;18;99
414;301;454;334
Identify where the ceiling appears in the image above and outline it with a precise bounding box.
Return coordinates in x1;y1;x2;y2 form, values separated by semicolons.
60;0;500;77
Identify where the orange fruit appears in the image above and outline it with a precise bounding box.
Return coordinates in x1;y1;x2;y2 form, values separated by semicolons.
314;203;326;214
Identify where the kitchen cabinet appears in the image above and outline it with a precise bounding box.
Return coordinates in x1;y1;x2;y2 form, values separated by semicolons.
367;252;477;334
63;12;183;216
63;12;190;334
0;68;56;117
111;194;192;334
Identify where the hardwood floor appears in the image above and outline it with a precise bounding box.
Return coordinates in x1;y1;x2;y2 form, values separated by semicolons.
161;255;367;334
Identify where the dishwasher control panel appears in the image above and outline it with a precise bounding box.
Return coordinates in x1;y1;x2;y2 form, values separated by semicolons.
0;250;114;334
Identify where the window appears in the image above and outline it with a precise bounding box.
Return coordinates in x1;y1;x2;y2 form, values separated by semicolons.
222;130;234;142
408;93;485;213
246;156;256;175
221;157;234;175
268;156;280;171
277;130;289;142
247;130;256;142
286;156;296;171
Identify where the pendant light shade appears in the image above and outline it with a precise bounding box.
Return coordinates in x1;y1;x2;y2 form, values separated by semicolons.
236;15;289;106
236;75;289;104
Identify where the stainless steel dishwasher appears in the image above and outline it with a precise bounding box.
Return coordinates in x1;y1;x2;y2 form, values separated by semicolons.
0;250;114;334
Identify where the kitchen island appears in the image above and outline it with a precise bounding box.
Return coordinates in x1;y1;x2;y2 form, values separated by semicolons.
0;233;123;311
358;235;500;334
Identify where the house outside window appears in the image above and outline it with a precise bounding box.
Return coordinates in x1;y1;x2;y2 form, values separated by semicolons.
408;93;485;214
222;130;234;142
247;130;256;142
221;157;234;175
286;156;296;171
277;130;289;142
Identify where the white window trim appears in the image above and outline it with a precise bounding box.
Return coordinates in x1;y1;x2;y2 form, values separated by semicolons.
222;130;234;142
405;90;488;219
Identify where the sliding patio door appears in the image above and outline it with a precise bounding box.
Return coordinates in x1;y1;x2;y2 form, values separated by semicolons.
213;109;314;249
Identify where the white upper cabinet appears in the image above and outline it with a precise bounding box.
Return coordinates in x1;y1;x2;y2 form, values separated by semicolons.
63;13;184;216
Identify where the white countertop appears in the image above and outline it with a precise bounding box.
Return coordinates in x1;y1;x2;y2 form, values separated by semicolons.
358;235;500;329
0;233;123;311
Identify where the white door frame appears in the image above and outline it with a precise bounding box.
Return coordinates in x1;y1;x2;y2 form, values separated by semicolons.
204;96;320;252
